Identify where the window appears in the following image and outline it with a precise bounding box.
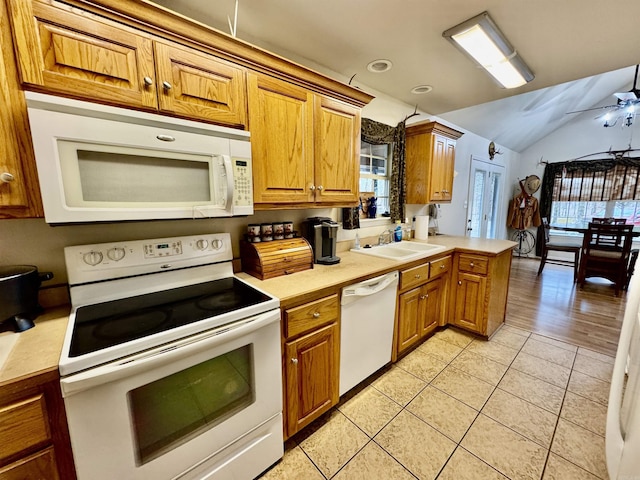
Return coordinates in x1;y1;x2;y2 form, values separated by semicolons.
359;141;391;217
550;200;640;229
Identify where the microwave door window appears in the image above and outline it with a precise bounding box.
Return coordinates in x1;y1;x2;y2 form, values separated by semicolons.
76;151;211;204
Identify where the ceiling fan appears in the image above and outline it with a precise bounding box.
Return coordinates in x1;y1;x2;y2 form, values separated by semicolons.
567;64;640;127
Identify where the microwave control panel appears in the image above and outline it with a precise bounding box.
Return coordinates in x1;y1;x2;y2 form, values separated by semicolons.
232;157;253;214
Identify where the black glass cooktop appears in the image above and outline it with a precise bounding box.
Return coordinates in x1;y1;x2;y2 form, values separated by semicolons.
69;278;271;358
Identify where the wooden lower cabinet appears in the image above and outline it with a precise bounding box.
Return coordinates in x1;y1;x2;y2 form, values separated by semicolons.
0;372;76;480
450;250;513;337
395;256;450;358
282;293;340;438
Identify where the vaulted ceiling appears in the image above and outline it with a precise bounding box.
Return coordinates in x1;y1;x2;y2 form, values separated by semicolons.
152;0;640;151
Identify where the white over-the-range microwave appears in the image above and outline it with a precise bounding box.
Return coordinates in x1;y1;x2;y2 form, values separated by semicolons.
25;92;254;224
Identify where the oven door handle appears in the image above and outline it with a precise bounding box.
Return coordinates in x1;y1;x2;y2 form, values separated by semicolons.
60;309;279;398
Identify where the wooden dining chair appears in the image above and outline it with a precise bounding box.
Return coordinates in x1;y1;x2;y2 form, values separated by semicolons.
537;217;581;281
577;222;634;295
591;217;627;225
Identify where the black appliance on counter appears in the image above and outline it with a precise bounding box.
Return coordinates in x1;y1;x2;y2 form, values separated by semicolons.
0;265;53;332
302;217;340;265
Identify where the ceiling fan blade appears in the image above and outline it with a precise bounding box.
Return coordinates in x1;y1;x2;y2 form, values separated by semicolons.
566;105;618;114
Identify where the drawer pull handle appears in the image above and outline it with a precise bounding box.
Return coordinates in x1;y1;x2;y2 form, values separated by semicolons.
312;312;320;318
415;274;421;279
143;76;153;86
469;262;475;267
291;358;298;365
420;294;428;300
440;264;445;269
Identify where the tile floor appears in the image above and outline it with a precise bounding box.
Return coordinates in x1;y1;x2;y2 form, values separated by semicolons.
258;325;615;480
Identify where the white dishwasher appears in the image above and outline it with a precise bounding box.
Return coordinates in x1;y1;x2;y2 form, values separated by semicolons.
339;271;399;395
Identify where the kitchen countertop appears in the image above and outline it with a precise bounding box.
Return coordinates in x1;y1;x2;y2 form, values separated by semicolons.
0;235;516;386
238;235;516;303
0;305;70;386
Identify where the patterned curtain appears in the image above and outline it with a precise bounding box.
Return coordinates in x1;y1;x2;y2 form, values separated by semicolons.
360;118;407;222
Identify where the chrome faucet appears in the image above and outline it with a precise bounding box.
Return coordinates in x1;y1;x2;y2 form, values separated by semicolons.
378;229;393;246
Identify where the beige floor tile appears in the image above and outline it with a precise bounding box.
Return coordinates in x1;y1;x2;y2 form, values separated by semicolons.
338;386;402;437
567;370;610;406
466;338;519;365
431;366;494;410
258;444;324;480
530;333;578;353
560;391;607;437
417;336;463;363
490;327;529;350
298;410;369;478
395;348;448;382
550;418;607;479
370;365;426;406
511;351;571;388
449;350;508;385
438;447;508;480
333;441;414;480
406;385;478;442
482;388;557;447
461;414;547;480
521;338;577;368
434;326;476;348
375;410;456;480
498;368;565;414
501;324;532;338
577;347;615;365
573;353;614;382
542;453;601;480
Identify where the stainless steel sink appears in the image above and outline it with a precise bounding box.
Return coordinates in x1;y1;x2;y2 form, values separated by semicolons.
351;241;446;261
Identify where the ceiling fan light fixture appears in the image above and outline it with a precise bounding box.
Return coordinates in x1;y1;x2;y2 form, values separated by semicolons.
443;11;534;89
367;59;393;73
411;85;433;94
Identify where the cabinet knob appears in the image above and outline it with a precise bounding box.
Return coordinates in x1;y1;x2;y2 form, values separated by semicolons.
143;76;153;86
162;81;173;90
469;262;475;267
312;312;320;318
291;358;298;364
317;185;324;191
0;172;14;183
415;274;421;279
440;264;445;269
309;185;316;191
420;294;428;300
458;280;462;285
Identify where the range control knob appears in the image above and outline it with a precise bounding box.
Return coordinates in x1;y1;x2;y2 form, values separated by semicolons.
211;239;223;250
107;247;126;262
195;239;209;250
83;250;103;266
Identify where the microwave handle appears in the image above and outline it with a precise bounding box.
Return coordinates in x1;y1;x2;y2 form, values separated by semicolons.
221;154;234;211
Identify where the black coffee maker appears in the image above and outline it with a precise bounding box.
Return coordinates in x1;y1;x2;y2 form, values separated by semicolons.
303;217;340;265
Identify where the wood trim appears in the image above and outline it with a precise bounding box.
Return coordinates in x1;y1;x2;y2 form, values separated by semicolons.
405;120;464;140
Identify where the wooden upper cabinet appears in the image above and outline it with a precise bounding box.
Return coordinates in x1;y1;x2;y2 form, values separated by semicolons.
248;72;314;205
313;96;360;204
8;0;158;109
405;121;463;204
0;0;42;218
154;42;246;127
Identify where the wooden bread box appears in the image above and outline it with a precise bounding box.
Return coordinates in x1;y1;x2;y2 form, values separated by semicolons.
241;238;313;280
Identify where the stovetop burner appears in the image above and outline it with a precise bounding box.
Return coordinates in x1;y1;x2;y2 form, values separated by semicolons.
68;277;271;358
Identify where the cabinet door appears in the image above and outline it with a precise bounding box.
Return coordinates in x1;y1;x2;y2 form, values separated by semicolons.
421;278;443;336
441;138;456;202
0;0;42;218
154;42;247;127
452;272;486;333
248;73;314;205
8;1;157;109
0;447;59;480
397;287;422;355
285;323;339;437
313;96;360;204
430;134;448;203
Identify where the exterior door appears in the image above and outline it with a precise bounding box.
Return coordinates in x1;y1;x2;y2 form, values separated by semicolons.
466;157;505;239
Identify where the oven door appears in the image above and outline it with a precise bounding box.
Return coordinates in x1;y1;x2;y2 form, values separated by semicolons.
61;309;283;480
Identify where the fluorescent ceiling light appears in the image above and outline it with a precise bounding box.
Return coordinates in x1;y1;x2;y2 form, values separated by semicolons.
443;12;534;89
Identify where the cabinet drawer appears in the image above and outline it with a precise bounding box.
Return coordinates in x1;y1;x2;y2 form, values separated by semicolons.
429;255;452;279
457;254;489;275
400;263;430;291
0;395;50;463
0;447;59;480
284;294;339;338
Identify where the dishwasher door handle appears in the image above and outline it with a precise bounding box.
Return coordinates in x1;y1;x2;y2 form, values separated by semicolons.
342;272;398;298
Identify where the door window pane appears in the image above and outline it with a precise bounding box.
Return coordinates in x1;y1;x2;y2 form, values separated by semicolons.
128;344;254;465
